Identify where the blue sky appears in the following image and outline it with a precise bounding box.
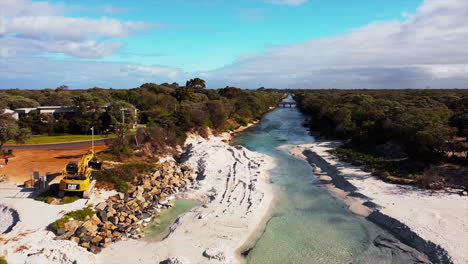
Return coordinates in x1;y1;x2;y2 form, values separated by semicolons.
54;0;423;72
1;0;467;89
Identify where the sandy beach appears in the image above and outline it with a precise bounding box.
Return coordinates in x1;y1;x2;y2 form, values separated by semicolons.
289;141;468;264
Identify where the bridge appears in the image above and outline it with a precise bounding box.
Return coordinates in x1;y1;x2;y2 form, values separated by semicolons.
278;102;297;108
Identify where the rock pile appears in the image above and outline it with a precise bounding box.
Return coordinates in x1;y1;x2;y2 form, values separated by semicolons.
55;162;195;253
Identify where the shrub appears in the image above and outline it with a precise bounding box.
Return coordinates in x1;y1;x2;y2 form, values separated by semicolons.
62;196;80;204
235;117;249;126
0;256;7;264
50;208;95;234
94;162;154;192
35;189;80;204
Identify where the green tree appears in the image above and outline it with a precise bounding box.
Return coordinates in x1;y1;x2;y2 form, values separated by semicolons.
0;110;19;151
14;127;32;144
186;78;206;91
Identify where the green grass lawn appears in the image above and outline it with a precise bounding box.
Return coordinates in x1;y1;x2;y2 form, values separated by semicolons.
6;134;115;145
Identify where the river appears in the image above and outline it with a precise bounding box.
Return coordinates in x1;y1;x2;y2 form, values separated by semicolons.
233;99;421;264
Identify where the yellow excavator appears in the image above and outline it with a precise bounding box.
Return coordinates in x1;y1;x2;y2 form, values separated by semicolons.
58;149;101;199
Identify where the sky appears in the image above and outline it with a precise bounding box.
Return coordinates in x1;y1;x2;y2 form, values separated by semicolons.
0;0;467;89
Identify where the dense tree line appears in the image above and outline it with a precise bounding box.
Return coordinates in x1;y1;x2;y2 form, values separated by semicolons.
0;79;282;154
295;90;468;182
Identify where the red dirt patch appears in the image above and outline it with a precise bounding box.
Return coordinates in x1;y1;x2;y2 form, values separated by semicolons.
0;145;107;183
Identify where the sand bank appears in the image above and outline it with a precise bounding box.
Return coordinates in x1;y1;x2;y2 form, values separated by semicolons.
289;142;468;264
97;134;276;263
0;184;116;264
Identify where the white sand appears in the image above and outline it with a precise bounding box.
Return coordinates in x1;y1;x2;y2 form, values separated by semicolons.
98;134;276;264
0;132;276;264
290;142;468;264
0;184;116;264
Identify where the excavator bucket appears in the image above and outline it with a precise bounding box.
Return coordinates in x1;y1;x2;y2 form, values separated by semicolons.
89;160;102;170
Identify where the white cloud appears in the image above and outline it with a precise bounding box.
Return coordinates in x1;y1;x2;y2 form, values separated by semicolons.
3;16;157;41
0;0;158;58
122;65;180;79
0;0;59;17
32;40;123;58
263;0;308;6
204;0;468;88
0;57;184;89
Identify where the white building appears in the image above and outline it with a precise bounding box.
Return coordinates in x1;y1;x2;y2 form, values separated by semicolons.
2;109;19;120
14;106;80;116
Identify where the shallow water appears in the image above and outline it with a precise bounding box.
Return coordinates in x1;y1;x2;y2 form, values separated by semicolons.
144;199;200;241
233;100;413;264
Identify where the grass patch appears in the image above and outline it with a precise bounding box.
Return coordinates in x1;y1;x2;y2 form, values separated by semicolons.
35;189;80;205
6;134;115;145
329;147;426;182
94;162;154;193
50;208;95;234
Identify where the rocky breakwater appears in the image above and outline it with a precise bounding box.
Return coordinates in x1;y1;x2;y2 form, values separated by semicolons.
54;161;195;253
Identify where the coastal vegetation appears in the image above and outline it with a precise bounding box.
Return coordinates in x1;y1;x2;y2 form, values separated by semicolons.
0;80;282;155
295;89;468;189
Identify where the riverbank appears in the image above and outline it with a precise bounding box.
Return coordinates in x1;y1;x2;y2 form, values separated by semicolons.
0;132;276;264
97;134;276;263
289;141;468;264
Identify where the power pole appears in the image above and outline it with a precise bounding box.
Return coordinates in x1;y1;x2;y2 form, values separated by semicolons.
120;108;128;124
90;126;94;151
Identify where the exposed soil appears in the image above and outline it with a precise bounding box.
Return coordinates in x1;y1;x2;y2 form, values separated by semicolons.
0;145;108;183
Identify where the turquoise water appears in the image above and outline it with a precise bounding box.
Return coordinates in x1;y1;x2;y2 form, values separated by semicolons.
233;102;410;264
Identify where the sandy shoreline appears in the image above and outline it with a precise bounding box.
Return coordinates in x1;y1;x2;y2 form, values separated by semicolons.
98;134;276;263
0;131;276;264
288;141;468;264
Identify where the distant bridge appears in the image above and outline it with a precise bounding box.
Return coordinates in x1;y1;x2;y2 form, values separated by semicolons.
278;102;297;108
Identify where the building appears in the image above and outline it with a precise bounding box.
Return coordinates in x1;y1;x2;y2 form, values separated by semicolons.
14;106;80;117
1;109;19;120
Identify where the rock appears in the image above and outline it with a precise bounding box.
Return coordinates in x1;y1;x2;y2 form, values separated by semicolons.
142;179;152;189
97;209;108;222
90;246;101;254
96;202;107;211
118;192;125;200
81;235;93;243
160;256;190;264
82;220;98;234
70;236;80;243
64;220;81;232
90;215;102;226
56;228;66;236
203;248;226;261
81;242;90;249
91;235;103;243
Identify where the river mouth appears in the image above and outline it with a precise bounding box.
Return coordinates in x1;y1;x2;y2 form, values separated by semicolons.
232;99;430;264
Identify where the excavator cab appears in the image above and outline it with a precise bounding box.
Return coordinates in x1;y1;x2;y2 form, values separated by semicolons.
59;149;101;199
66;162;79;175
